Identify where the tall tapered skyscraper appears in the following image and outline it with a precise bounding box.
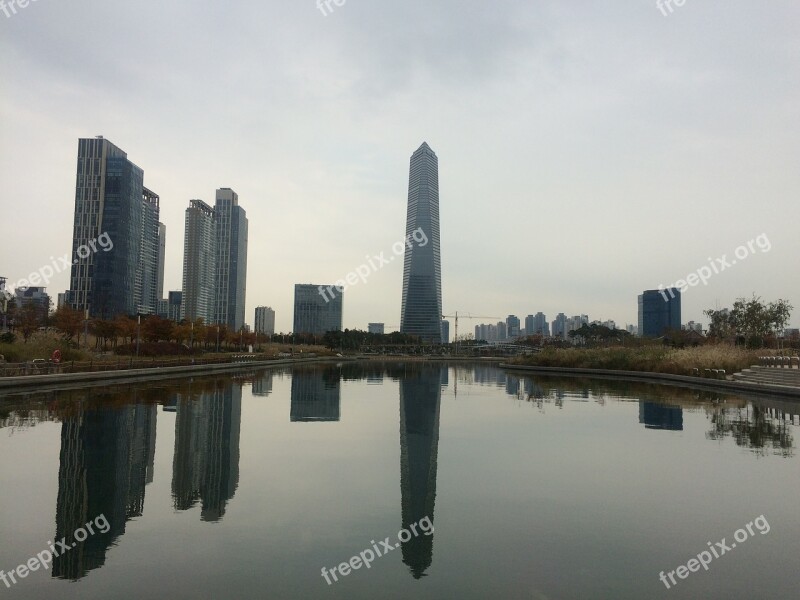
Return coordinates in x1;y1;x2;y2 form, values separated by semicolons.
401;142;443;343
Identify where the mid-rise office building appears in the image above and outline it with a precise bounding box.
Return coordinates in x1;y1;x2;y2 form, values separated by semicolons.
441;320;450;344
638;289;681;337
552;313;568;339
255;307;276;336
15;286;50;321
506;315;520;339
167;291;183;322
400;142;443;344
368;323;385;335
533;312;549;336
293;284;343;336
214;188;248;332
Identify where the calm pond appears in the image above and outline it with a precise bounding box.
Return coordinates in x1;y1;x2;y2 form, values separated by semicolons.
0;362;797;599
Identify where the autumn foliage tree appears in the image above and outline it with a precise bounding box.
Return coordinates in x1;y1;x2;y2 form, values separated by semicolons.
52;306;84;341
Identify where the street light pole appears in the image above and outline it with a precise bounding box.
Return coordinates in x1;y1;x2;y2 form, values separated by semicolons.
135;315;141;358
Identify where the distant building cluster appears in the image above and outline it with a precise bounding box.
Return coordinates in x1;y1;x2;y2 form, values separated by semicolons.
476;313;612;342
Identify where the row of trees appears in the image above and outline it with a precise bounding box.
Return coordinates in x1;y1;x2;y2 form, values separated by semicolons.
322;329;423;351
705;295;793;348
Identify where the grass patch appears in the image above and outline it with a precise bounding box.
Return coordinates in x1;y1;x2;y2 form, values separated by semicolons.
511;345;773;375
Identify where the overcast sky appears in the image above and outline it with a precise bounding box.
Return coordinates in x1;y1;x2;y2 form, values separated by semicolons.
1;0;798;333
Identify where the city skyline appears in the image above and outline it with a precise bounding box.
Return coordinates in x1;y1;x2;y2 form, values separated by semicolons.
1;2;798;332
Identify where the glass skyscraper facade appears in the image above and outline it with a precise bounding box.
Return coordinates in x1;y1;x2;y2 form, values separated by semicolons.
401;142;443;344
182;200;217;324
214;188;249;332
137;188;161;315
293;284;343;336
638;289;681;337
68;137;163;319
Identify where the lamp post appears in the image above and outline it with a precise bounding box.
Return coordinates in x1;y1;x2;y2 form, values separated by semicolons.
216;326;220;353
190;321;194;350
135;315;141;358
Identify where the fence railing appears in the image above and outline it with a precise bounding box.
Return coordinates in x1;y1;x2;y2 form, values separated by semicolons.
759;356;800;368
0;354;287;378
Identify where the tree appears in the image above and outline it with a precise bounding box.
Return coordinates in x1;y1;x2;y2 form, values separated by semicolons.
52;305;84;341
142;315;174;343
116;316;137;345
92;319;120;349
705;296;793;347
17;302;42;342
704;308;735;339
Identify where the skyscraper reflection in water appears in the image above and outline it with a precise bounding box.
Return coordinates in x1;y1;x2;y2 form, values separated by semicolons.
399;365;444;578
290;367;341;422
53;402;156;580
172;381;242;522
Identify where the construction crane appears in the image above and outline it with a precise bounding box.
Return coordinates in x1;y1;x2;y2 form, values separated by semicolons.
442;312;502;354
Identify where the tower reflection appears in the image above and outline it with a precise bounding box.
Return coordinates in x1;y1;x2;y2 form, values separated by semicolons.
53;402;156;580
172;381;242;522
290;367;341;422
399;364;444;578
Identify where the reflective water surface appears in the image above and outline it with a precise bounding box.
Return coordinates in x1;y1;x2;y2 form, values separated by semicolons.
0;362;798;599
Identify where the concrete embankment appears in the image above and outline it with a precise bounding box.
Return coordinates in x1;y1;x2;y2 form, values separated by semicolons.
0;357;352;395
500;364;800;399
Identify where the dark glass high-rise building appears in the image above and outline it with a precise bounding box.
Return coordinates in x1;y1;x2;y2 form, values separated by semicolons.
638;289;681;337
401;142;443;343
67;137;163;318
